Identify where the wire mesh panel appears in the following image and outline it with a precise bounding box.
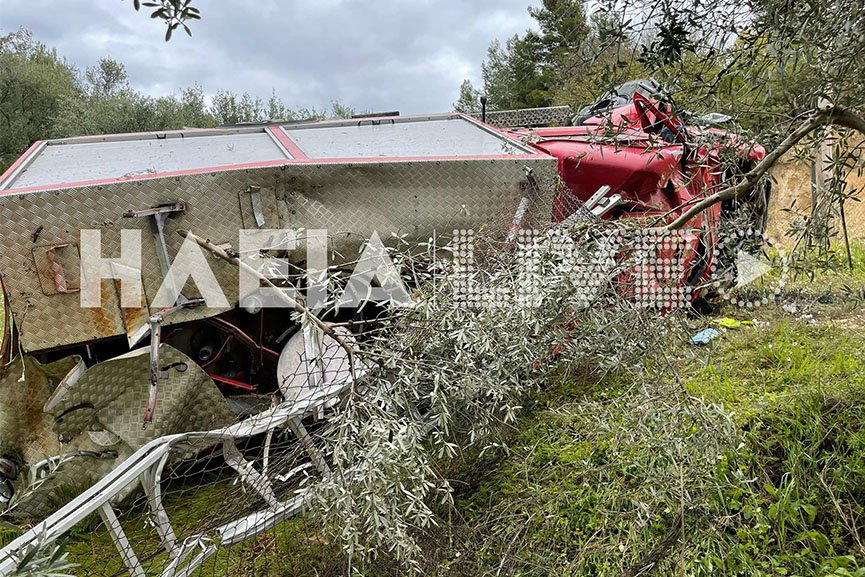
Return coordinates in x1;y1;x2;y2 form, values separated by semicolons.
483;106;574;128
0;324;358;577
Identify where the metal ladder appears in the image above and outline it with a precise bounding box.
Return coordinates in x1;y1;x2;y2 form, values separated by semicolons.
0;379;347;577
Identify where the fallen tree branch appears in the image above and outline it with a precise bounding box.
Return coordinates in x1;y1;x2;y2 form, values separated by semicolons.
665;104;865;230
177;229;358;383
620;511;685;577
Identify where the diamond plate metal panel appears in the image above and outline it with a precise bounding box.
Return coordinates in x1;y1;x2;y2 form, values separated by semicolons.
484;106;574;128
0;346;234;519
0;168;282;352
280;158;557;261
0;159;556;353
50;345;235;449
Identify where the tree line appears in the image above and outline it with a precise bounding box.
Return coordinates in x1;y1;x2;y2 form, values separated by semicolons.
0;28;353;173
454;0;642;115
453;0;860;141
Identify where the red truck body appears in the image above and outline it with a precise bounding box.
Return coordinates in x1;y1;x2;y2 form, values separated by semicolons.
502;95;766;301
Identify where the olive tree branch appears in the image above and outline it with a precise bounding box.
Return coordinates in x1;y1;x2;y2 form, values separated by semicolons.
178;229;359;384
666;104;865;230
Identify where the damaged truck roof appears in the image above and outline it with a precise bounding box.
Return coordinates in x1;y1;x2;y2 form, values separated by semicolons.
0;114;540;193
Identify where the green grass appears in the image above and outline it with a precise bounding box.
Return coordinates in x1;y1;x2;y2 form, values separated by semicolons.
685;321;865;413
61;479;343;577
436;289;865;576
31;263;865;576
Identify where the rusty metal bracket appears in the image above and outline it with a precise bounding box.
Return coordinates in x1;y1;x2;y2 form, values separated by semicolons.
143;299;204;427
123;202;188;307
32;244;81;296
45;244;79;294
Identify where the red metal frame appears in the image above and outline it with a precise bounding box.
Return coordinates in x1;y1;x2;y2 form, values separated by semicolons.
508;94;766;303
265;126;309;160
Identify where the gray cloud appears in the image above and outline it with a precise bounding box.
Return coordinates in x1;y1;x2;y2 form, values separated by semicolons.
0;0;539;114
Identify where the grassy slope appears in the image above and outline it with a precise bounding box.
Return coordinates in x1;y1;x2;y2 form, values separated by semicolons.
440;258;865;577
18;250;865;577
57;479;344;577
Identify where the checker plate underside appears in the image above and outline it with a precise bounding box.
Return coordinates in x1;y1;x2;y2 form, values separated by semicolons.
0;158;556;352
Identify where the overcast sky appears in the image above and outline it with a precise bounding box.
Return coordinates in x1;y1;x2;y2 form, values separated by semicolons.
0;0;540;114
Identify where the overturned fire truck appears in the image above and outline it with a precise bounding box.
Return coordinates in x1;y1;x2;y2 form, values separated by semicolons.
0;81;768;576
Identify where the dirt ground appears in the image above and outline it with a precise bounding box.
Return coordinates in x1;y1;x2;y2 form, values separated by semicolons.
766;140;865;244
767;160;812;243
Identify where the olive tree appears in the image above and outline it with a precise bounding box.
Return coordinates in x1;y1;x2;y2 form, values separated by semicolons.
589;0;865;245
0;30;77;172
